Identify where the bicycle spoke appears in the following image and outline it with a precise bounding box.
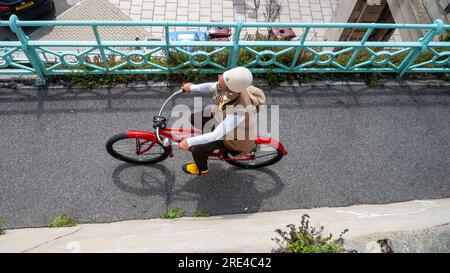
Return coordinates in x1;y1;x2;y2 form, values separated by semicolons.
254;152;277;159
113;138;165;161
227;144;280;166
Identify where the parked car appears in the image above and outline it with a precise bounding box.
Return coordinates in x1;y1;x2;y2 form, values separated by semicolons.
168;31;208;52
0;0;55;20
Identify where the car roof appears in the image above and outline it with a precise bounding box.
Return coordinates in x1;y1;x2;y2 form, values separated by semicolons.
0;0;25;4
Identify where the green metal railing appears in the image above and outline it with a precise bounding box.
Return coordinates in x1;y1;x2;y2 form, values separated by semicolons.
1;15;449;85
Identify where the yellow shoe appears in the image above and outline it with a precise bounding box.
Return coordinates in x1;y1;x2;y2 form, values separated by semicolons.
182;162;208;175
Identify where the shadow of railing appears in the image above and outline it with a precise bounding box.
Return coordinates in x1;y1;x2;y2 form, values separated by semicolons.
0;83;448;117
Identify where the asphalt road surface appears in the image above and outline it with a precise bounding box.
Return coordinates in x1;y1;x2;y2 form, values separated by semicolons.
0;0;80;41
1;82;449;228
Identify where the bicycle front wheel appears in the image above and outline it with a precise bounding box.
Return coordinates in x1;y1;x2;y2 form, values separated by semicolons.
106;133;170;164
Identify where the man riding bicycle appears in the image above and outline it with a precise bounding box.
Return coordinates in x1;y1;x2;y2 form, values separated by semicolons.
178;66;265;175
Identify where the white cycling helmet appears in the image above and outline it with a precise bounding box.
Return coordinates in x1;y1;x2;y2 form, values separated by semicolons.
223;66;253;93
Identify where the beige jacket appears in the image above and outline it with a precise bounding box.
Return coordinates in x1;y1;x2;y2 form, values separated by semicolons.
212;85;266;155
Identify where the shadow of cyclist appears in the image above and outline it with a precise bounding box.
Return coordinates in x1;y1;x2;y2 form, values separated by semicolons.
180;163;284;216
112;162;284;217
112;163;177;209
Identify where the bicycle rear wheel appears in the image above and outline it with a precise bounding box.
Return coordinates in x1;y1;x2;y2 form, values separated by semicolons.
106;133;170;164
222;143;284;169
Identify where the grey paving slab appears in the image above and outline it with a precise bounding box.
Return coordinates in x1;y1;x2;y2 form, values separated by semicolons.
108;0;340;40
30;0;153;44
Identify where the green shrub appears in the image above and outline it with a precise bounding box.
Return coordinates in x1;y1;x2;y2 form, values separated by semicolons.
272;214;349;253
160;208;184;219
378;239;394;253
443;31;450;41
48;214;78;228
192;210;210;217
0;217;5;235
362;73;381;87
437;73;450;82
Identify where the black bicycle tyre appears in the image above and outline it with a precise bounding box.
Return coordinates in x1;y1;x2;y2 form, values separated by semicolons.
106;133;170;164
222;147;284;169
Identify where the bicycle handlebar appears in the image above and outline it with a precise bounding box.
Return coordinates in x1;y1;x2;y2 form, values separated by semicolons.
158;89;184;117
155;89;184;146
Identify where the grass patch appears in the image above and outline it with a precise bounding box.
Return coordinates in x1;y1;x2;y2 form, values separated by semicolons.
362;73;381;88
272;214;350;253
437;73;450;82
192;210;210;217
48;214;78;228
0;217;5;235
160;208;184;219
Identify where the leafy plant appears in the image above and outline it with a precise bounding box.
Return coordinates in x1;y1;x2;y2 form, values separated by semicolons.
378;239;394;253
437;73;450;82
272;214;349;253
253;0;261;11
48;214;78;228
363;72;381;87
160;208;184;219
264;0;282;22
192;210;210;217
0;217;5;235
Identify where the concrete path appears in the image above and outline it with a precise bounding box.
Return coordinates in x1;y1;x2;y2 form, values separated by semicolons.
1;198;449;253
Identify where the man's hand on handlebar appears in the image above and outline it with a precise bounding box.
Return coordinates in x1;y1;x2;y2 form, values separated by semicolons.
178;138;190;151
182;83;192;93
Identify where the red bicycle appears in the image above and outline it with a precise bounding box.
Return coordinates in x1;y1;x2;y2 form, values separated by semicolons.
106;90;287;169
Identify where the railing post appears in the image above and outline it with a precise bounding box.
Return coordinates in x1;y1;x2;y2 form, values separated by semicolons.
228;17;242;69
290;27;310;69
164;23;171;63
92;26;109;72
8;15;46;85
398;19;444;78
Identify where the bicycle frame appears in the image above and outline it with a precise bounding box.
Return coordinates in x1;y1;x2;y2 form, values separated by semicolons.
127;88;288;161
127;128;288;160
